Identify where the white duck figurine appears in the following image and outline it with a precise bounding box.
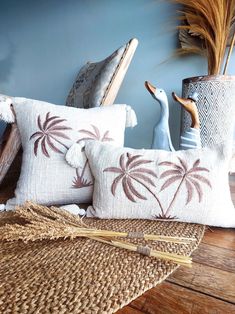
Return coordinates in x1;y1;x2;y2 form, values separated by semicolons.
145;81;175;151
172;91;201;150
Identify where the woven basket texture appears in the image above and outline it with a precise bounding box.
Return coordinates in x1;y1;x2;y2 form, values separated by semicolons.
0;211;205;314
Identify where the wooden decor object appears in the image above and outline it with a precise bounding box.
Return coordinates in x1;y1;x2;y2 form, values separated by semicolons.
172;92;199;129
102;38;138;106
144;81;175;151
172;91;201;150
0;123;21;185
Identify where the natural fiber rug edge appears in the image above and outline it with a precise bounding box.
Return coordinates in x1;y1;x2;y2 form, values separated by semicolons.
113;224;206;313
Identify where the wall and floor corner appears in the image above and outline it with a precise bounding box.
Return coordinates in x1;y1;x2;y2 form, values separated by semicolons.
0;0;234;149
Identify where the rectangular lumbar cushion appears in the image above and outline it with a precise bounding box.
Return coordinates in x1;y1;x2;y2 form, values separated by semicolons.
5;98;136;209
85;141;235;227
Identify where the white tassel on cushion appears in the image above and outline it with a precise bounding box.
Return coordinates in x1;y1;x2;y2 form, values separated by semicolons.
59;204;86;216
87;205;95;216
0;98;15;123
125;105;137;128
0;204;6;211
65;141;86;168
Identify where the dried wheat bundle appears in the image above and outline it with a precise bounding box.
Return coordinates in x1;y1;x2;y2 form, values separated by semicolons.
0;202;194;266
172;0;235;75
0;202;196;244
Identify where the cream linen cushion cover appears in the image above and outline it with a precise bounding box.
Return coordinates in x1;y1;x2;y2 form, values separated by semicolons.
6;99;134;209
85;141;235;227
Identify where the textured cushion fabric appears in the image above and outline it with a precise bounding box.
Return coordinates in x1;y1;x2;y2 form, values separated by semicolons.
66;42;127;108
85;141;235;227
6;98;132;209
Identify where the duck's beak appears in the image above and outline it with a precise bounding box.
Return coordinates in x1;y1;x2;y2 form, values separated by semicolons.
145;81;156;95
172;92;190;109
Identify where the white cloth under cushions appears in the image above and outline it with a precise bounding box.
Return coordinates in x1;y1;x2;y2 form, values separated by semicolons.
85;141;235;227
6;98;136;209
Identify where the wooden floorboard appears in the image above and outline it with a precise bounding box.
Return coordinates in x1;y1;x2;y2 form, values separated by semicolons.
203;228;235;251
116;306;144;314
1;160;235;313
168;262;235;304
118;281;235;314
192;242;235;273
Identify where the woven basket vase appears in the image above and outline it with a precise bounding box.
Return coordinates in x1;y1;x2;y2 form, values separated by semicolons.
181;75;235;150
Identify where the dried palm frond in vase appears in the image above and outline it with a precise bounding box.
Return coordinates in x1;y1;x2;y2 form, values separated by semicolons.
172;0;235;75
0;202;194;266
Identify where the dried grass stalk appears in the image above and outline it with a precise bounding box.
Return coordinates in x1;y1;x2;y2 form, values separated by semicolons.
172;0;235;75
0;202;194;266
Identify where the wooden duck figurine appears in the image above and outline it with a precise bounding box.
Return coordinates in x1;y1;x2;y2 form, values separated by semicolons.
145;81;175;151
172;91;201;150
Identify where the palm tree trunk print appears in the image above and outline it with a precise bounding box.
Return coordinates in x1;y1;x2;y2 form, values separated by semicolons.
164;176;185;218
131;177;165;217
50;135;69;150
80;159;89;181
72;159;93;188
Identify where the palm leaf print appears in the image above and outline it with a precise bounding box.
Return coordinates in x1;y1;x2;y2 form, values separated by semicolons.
72;168;93;189
72;125;114;189
103;153;164;215
160;175;182;192
30;112;72;158
77;125;113;143
156;157;212;219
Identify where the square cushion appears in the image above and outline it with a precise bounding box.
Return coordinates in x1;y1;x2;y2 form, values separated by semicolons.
85;141;235;227
6;98;133;209
66;38;138;108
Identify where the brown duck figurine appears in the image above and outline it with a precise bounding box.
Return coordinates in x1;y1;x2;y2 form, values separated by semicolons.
172;92;201;150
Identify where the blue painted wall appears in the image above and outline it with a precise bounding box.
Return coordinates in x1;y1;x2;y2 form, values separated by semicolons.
0;0;234;148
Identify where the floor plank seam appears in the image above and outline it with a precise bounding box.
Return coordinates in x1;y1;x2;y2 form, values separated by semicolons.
129;304;145;313
190;259;235;274
166;278;235;306
201;241;235;252
202;243;235;253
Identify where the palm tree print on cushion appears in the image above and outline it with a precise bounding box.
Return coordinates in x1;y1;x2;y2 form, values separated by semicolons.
103;153;212;220
156;157;212;219
77;125;113;143
103;153;165;216
30;112;72;158
72;125;114;189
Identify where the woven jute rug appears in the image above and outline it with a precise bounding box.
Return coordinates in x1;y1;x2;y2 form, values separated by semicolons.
0;209;205;314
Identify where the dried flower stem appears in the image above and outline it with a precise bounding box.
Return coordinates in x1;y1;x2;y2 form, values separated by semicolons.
172;0;235;75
